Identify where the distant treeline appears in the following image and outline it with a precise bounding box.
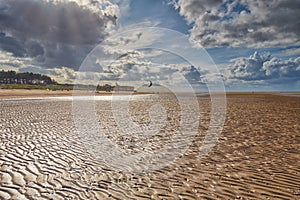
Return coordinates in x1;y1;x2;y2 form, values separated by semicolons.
0;84;74;91
0;70;76;90
0;70;135;91
0;70;56;85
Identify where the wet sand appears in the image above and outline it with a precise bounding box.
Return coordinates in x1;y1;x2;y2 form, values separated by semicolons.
0;89;150;99
0;89;73;99
0;93;299;199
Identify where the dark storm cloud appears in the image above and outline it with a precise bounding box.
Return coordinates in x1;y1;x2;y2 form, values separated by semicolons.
27;41;44;57
0;0;117;69
0;32;26;57
0;0;112;44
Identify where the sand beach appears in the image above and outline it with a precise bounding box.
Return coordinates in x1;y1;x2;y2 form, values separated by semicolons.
0;91;299;199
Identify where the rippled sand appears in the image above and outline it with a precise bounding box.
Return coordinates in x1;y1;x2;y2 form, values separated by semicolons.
0;94;299;199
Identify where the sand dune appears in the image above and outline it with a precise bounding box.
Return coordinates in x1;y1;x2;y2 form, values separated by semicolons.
0;94;299;199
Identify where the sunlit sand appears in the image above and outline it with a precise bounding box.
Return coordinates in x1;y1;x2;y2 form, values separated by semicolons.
0;92;299;199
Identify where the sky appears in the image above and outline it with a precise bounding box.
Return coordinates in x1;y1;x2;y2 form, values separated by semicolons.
0;0;299;91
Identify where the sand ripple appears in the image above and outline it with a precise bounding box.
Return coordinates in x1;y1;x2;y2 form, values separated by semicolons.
0;94;299;199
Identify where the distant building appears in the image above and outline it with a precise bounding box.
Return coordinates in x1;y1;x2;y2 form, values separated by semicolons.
96;83;134;92
114;85;134;92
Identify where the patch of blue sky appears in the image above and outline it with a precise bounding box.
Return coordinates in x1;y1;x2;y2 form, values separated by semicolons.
117;0;192;34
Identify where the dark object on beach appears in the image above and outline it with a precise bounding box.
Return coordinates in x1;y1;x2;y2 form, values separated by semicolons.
148;80;152;87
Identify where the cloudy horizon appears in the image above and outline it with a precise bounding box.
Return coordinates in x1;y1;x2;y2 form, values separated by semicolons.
0;0;299;91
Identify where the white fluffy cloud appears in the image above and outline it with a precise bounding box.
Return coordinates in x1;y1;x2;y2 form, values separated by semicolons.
45;0;119;18
174;0;300;48
229;51;300;82
0;50;31;70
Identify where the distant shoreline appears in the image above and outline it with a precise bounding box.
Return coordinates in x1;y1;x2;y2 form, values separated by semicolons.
1;89;299;99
